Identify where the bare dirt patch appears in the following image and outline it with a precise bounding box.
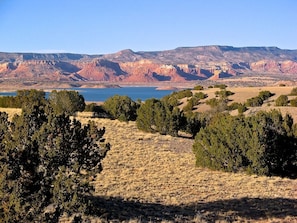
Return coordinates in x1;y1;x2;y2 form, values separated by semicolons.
0;107;21;119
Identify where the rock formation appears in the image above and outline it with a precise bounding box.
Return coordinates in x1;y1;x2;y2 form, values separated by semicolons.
0;46;296;83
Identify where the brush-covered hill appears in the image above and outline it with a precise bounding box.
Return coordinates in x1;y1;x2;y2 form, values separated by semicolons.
0;46;297;83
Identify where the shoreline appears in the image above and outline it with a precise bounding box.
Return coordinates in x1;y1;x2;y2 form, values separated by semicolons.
0;80;190;93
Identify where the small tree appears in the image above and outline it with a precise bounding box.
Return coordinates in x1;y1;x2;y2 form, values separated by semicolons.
246;96;263;107
258;90;274;101
16;89;47;112
0;105;110;221
194;92;208;99
205;98;219;108
183;97;200;112
206;98;228;112
182;112;207;138
245;91;274;107
213;84;227;89
136;98;158;133
228;102;248;114
237;103;248;114
0;96;19;108
136;98;183;136
103;95;138;121
215;90;234;100
49;90;85;116
290;98;297;107
193;110;297;177
183;99;194;112
275;95;288;106
193;85;204;90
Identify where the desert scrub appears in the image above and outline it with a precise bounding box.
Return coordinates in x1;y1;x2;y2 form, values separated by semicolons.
193;110;297;177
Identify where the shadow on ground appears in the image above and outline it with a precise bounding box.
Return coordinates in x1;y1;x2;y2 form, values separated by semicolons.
86;196;297;222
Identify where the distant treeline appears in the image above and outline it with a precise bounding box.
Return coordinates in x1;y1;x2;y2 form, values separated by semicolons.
0;89;85;115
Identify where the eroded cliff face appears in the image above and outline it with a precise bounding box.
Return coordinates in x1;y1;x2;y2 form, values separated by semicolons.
0;60;85;81
0;46;296;83
250;60;297;74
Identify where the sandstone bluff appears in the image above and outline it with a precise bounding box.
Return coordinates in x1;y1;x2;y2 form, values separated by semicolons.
0;46;297;83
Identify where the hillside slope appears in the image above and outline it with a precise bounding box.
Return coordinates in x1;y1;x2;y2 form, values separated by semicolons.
77;117;297;222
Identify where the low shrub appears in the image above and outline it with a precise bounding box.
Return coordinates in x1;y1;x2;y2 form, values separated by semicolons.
193;85;204;90
213;84;227;89
290;98;297;107
103;95;138;121
194;92;208;99
275;95;288;106
193;110;297;178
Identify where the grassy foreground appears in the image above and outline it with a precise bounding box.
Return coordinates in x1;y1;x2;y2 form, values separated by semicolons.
76;116;297;223
0;84;297;222
1;94;297;222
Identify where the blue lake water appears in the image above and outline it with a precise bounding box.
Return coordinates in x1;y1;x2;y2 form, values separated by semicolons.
0;87;175;102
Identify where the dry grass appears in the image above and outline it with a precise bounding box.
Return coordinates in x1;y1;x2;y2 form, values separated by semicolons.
1;87;297;222
0;107;21;119
75;116;297;223
190;86;297;122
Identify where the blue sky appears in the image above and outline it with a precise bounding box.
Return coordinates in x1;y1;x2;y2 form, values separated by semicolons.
0;0;296;54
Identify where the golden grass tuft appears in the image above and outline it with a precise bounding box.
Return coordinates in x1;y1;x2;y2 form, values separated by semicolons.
0;107;21;120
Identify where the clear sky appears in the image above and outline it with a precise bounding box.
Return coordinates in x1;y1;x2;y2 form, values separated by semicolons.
0;0;296;54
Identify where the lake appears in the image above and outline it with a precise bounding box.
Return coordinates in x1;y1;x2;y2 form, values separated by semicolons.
0;87;175;102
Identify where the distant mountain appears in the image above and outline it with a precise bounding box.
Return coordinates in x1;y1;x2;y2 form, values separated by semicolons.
0;46;297;83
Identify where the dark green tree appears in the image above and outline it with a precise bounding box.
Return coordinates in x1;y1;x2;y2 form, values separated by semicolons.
246;96;263;107
0;89;47;109
194;92;207;100
275;95;288;106
0;106;110;222
162;89;193;107
193;85;204;90
182;112;207;138
136;98;158;133
16;89;47;112
215;90;234;99
49;90;85;116
103;95;138;121
193;113;249;172
193;110;297;177
213;84;227;89
245;91;274;107
0;96;18;108
136;98;183;136
258;90;274;101
290;98;297;107
183;98;195;112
